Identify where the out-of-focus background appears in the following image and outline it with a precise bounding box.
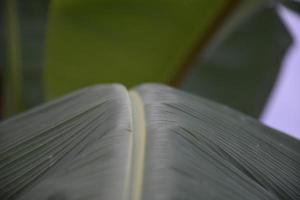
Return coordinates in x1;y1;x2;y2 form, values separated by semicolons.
0;0;299;138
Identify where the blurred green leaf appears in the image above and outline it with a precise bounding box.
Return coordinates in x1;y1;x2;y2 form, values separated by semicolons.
18;0;49;109
181;1;292;117
3;0;23;117
45;0;233;99
0;0;6;118
1;0;50;118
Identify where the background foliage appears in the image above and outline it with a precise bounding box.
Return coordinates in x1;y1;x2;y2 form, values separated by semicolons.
0;0;299;118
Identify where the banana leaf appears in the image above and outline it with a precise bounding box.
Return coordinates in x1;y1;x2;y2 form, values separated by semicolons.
0;84;299;200
180;1;293;117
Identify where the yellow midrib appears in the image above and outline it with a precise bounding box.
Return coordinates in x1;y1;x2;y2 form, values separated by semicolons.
124;90;147;200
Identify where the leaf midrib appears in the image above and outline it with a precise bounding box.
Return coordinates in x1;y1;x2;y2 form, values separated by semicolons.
125;90;147;200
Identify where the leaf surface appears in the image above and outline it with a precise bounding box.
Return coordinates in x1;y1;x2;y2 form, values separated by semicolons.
0;84;299;200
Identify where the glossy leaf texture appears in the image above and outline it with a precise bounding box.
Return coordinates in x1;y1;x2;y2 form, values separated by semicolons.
0;84;299;200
